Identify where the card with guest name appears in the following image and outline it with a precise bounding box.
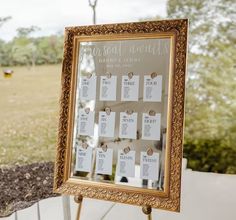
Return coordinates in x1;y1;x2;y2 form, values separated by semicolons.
98;111;116;137
80;75;97;100
142;113;161;140
116;150;135;177
140;151;160;180
78;109;95;136
75;146;93;172
95;148;113;175
143;75;162;102
119;112;138;139
99;76;117;101
121;75;139;101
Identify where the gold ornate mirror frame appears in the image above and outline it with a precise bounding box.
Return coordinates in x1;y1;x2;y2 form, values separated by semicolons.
54;19;188;212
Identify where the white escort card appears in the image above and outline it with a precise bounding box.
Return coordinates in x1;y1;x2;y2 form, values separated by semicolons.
121;75;139;101
78;108;95;136
95;148;113;175
143;75;162;102
142;113;161;140
98;111;116;137
99;75;117;101
119;112;138;139
80;75;97;100
140;151;160;180
75;146;93;172
117;150;135;177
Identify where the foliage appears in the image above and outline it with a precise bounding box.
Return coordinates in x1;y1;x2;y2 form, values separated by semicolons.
0;26;63;67
167;0;236;173
16;26;40;38
184;139;236;174
0;16;11;28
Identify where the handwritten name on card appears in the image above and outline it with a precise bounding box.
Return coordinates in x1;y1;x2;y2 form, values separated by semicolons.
142;113;161;140
100;75;117;101
119;112;138;139
95;148;113;175
80;75;97;100
117;150;136;177
78;109;95;136
140;151;160;180
121;75;139;101
75;146;93;173
143;75;162;102
98;111;116;137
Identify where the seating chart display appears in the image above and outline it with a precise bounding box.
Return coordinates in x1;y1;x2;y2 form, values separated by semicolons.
72;38;171;190
54;20;188;211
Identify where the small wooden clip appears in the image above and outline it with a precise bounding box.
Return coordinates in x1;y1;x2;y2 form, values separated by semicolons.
106;72;112;78
85;107;90;114
105;107;111;115
123;146;130;154
82;142;88;149
147;148;153;156
126;109;134;115
101;144;108;152
151;72;157;79
128;72;133;79
148;110;156;116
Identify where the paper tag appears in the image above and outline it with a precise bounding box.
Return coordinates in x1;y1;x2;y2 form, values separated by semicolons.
121;75;139;101
78;109;95;136
117;150;135;177
80;75;97;100
140;152;159;180
143;75;162;102
99;76;117;101
98;111;116;137
95;148;113;175
119;112;138;139
75;146;93;172
142;113;161;140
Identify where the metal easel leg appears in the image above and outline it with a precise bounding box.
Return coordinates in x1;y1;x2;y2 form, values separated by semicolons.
142;205;152;220
74;195;83;220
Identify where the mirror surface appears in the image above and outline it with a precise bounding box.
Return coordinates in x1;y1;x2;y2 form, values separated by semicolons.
71;37;172;191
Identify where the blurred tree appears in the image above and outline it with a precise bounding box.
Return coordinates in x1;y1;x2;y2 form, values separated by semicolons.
0;41;15;66
0;16;12;67
35;35;63;64
167;0;236;173
0;16;11;28
12;26;41;69
0;34;63;67
16;26;40;38
12;43;37;68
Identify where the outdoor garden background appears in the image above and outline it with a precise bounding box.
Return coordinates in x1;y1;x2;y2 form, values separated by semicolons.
0;0;235;218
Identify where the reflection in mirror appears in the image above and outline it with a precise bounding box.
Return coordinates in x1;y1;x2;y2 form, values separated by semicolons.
71;38;171;191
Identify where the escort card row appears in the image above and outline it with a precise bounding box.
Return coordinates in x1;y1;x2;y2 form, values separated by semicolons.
76;146;160;181
80;73;162;102
78;109;161;140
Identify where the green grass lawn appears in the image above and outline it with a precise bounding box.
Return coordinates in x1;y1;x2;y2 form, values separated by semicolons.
0;65;61;165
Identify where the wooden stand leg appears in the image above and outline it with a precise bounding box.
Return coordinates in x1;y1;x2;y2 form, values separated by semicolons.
74;195;83;220
142;205;152;220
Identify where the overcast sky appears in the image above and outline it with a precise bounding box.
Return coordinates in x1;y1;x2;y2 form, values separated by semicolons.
0;0;167;41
